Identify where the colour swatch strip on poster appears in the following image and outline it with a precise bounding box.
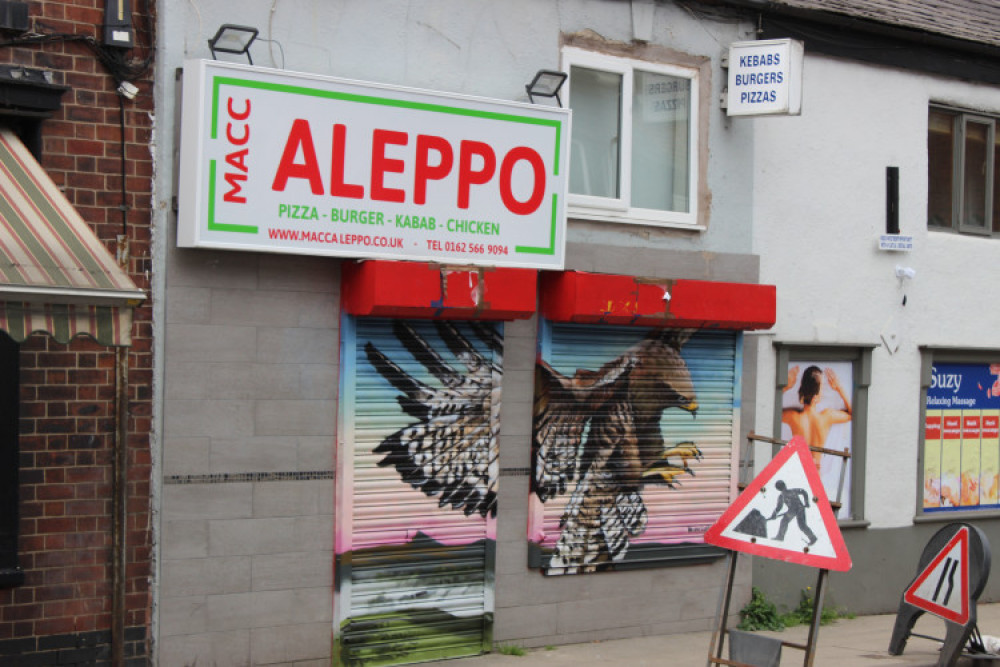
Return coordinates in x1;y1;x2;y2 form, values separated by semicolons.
924;363;1000;512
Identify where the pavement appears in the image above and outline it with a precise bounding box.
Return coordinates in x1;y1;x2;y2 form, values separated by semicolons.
443;603;1000;666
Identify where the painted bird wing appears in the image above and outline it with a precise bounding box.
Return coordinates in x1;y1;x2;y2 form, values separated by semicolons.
365;320;502;518
531;354;637;502
546;423;650;574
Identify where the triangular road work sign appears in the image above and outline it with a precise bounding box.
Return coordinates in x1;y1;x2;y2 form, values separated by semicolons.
705;436;852;571
903;526;970;625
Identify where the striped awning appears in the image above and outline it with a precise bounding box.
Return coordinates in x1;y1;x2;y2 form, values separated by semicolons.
0;128;145;346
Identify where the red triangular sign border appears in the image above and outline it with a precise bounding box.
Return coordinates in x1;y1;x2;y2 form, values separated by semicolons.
902;527;970;625
705;436;852;571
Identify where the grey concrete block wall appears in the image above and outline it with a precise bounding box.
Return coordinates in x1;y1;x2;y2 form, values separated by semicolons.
159;244;760;662
160;249;338;666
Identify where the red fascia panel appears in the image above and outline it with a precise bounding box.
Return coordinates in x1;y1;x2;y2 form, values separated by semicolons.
540;271;775;330
669;279;776;329
341;260;538;320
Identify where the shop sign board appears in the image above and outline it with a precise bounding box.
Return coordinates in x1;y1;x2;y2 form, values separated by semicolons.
726;38;803;116
178;60;570;269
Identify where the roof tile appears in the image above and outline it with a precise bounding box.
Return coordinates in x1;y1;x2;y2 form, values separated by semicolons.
764;0;1000;48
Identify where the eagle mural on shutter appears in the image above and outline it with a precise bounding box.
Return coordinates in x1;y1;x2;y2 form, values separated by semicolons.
335;318;501;667
529;324;739;575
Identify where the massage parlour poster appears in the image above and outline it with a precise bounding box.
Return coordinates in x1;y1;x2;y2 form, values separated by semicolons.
924;363;1000;512
780;360;853;518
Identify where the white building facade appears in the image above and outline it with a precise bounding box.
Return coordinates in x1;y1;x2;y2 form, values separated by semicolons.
742;0;1000;614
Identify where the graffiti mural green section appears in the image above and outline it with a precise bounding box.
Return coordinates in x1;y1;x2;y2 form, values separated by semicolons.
336;318;500;666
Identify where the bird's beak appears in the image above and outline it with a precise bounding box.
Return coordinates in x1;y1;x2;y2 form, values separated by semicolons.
683;400;698;418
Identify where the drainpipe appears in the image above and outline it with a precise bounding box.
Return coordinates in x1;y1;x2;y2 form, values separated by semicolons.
111;88;132;667
112;345;128;667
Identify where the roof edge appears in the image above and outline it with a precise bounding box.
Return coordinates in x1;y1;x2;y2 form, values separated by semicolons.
712;0;1000;60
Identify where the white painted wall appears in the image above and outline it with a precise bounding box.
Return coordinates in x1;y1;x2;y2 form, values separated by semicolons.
752;54;1000;529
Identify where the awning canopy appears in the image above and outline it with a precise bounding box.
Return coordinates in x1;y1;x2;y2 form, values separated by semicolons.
0;128;144;346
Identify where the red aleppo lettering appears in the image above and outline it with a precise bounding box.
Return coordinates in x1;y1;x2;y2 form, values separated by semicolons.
371;129;407;203
267;121;551;214
414;134;453;205
457;140;496;209
331;124;364;199
272;119;325;195
499;146;545;215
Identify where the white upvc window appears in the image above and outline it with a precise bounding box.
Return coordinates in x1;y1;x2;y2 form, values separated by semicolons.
562;47;699;227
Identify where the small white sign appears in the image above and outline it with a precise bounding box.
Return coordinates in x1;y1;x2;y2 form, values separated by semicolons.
727;39;803;117
879;234;914;251
177;60;569;269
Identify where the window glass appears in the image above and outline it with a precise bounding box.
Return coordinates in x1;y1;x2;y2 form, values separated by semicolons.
568;65;621;200
993;127;1000;233
774;344;872;524
631;70;690;213
780;361;854;518
962;118;990;230
927;105;1000;237
928;109;955;228
922;360;1000;513
563;47;699;226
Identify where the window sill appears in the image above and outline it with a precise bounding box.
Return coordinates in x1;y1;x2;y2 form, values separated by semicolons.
0;566;23;588
913;510;1000;523
568;206;704;231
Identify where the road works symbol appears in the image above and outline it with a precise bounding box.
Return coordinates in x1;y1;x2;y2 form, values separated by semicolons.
902;526;970;625
704;436;852;571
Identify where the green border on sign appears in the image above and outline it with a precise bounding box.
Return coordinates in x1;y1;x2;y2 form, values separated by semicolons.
208;75;564;255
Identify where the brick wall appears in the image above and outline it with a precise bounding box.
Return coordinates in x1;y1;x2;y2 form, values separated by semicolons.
0;1;154;664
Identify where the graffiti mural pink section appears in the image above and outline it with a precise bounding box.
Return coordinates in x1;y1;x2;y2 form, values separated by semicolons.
335;318;501;666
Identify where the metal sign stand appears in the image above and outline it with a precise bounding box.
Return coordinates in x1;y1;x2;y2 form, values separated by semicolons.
707;551;829;667
707;433;850;667
888;523;993;666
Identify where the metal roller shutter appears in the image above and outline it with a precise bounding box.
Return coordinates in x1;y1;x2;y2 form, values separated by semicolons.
336;317;500;666
530;322;740;575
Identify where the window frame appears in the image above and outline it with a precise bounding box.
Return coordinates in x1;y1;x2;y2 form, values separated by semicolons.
772;343;873;528
928;104;1000;236
562;46;700;228
916;347;1000;521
